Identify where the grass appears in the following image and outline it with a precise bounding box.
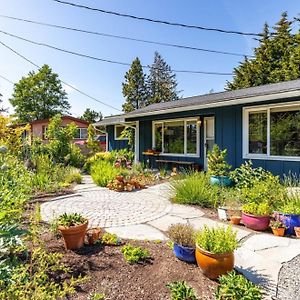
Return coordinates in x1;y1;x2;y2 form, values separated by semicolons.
171;172;219;208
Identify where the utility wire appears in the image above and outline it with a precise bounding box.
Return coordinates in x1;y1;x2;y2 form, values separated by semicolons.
0;74;14;84
0;30;233;75
0;15;253;58
0;40;122;112
52;0;262;37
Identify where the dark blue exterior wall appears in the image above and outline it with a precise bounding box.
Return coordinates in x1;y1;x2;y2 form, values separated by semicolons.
107;98;300;176
106;125;129;151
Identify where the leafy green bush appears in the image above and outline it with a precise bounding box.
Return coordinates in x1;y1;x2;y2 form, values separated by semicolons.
121;244;150;263
195;226;238;254
216;271;262;300
281;193;300;214
239;176;287;209
91;160;121;187
283;171;300;187
168;224;195;248
101;233;121;245
166;281;197;300
171;172;219;207
207;145;231;177
65;168;82;184
230;161;274;189
242;202;271;216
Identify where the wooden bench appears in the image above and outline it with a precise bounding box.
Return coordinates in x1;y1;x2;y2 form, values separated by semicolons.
155;159;199;171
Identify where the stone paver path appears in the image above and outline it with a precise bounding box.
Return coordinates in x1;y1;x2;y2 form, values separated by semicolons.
41;175;300;299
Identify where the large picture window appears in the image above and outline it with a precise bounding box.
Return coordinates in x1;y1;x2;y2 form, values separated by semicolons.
153;118;199;156
244;103;300;160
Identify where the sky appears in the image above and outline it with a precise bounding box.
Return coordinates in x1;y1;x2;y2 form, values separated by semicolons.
0;0;299;118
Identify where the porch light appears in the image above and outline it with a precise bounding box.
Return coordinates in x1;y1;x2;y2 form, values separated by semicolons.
196;117;202;126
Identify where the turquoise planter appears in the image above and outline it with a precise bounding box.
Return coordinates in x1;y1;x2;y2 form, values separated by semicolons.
210;175;232;187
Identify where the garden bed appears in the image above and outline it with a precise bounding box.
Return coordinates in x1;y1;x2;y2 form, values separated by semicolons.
41;231;218;299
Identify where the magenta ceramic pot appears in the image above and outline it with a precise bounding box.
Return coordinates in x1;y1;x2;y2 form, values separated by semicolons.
242;212;270;231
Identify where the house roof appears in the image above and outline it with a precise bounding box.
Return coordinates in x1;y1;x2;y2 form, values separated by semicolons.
96;79;300;125
29;115;90;125
93;115;125;126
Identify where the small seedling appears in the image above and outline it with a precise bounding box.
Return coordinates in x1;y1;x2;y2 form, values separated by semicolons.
166;281;197;300
88;292;105;300
121;244;150;264
101;232;121;245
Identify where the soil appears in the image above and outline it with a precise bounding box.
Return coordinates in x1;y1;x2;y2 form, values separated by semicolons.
42;232;218;300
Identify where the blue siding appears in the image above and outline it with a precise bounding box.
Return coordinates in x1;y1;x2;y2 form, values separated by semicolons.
106;97;300;177
107;125;129;151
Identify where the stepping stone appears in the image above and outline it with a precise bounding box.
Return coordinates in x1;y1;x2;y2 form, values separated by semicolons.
105;224;168;241
168;204;204;219
147;215;187;232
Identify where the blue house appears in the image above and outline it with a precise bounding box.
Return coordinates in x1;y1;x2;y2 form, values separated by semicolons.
95;80;300;176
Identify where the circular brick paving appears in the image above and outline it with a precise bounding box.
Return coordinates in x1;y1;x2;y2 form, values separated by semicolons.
41;185;172;228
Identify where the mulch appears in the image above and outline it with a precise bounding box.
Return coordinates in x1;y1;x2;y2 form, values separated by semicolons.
42;232;218;300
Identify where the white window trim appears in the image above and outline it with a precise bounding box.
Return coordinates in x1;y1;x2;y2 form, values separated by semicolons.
243;101;300;162
152;117;200;157
74;127;88;140
114;125;129;140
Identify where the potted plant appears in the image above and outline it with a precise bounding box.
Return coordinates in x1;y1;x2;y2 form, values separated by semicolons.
195;226;238;279
270;220;286;237
168;224;196;263
86;227;101;245
242;202;271;231
54;213;88;250
277;193;300;236
230;215;242;225
207;145;232;186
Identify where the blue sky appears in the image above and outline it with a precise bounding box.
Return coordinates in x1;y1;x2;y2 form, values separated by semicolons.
0;0;299;117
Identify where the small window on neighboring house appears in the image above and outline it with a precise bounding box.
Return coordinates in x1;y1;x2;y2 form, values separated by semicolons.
75;128;88;139
114;125;128;140
42;126;48;140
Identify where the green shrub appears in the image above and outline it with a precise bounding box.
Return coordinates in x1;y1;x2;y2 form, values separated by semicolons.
195;226;238;254
121;244;150;264
53;213;87;228
65;168;82;184
281;193;300;214
239;176;287;209
242;202;271;216
230;161;274;189
91;160;120;187
166;281;197;300
167;224;195;248
283;171;300;187
216;271;262;300
171;172;219;207
207;145;231;177
101;233;121;245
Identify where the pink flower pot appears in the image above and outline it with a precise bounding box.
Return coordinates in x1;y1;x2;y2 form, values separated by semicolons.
242;212;270;231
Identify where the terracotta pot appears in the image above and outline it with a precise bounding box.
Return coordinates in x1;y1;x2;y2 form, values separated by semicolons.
115;175;124;182
58;222;88;250
230;216;241;225
195;244;234;279
87;227;101;245
242;212;270;231
294;227;300;238
271;227;285;237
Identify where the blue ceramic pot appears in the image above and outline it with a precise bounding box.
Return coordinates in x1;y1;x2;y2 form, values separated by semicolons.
173;243;196;263
278;213;300;235
210;175;232;187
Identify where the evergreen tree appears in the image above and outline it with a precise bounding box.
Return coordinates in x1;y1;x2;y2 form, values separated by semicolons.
122;57;148;113
147;51;180;104
81;108;103;123
10;65;70;122
227;13;300;90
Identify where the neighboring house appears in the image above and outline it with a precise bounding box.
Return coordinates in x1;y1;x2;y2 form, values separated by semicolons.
94;79;300;177
23;115;90;143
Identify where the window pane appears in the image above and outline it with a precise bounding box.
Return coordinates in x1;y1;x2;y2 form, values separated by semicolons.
74;128;80;139
249;111;267;154
115;126;125;139
163;121;184;154
270;109;300;157
154;123;163;152
187;121;197;154
80;128;88;139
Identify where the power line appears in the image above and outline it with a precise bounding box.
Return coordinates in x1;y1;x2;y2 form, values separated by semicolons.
0;14;253;58
0;74;14;84
52;0;262;37
0;30;233;75
0;40;122;112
